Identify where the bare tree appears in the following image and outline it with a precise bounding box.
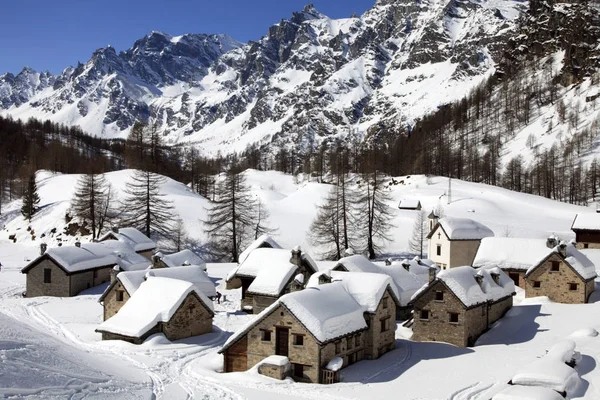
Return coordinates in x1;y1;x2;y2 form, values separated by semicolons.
254;198;277;240
121;170;174;238
357;171;394;259
70;173;113;239
409;210;428;258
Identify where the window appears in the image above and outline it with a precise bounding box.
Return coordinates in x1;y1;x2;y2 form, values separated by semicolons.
584;243;589;249
449;312;459;323
420;310;430;320
43;268;52;284
293;334;304;346
380;317;391;332
355;335;360;347
260;329;271;341
551;261;560;272
293;363;304;378
569;283;578;291
436;245;442;256
347;337;353;350
533;281;541;288
435;291;444;301
116;291;124;302
335;341;341;353
383;297;389;309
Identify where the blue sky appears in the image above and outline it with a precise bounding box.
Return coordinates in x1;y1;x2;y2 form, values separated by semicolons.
1;0;374;75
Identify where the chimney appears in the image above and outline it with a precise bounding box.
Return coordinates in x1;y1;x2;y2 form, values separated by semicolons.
111;225;119;234
402;260;410;271
546;234;558;249
344;248;355;257
290;246;302;267
490;272;500;285
385;258;392;266
75;241;81;248
152;253;162;269
182;260;191;266
474;273;484;289
428;267;437;283
413;256;422;265
40;243;47;255
558;241;568;258
318;272;332;285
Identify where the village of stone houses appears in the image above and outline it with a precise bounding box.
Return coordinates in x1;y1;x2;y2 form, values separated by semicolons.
1;171;600;400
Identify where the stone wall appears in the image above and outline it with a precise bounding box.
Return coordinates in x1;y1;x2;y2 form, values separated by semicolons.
162;293;213;341
138;250;154;260
363;288;396;359
502;269;526;289
319;332;365;380
258;362;290;380
69;266;112;296
525;254;588;303
465;304;488;347
412;281;469;347
25;259;70;297
575;242;600;250
103;281;131;320
586;279;595;302
100;324;161;344
449;240;481;269
574;232;600;249
252;295;277;314
488;296;513;324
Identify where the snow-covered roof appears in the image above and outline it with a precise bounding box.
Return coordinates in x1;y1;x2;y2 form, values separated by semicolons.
473;238;552;271
221;282;367;351
398;199;421;209
526;243;597;280
247;258;298;297
237;234;282;264
571;213;600;231
492;385;564;400
511;357;580;393
97;277;213;339
430;217;494;240
83;241;149;270
235;248;295;279
160;249;204;268
413;266;514;308
336;255;426;306
98;227;156;252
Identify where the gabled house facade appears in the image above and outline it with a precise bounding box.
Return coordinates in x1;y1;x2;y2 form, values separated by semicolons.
411;266;515;347
524;242;596;303
571;213;600;249
427;217;494;270
96;277;214;344
226;234;282;290
220;277;396;384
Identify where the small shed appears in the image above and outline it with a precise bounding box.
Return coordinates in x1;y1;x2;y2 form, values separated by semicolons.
398;199;422;210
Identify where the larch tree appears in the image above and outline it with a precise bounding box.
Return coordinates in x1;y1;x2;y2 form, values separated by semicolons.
203;170;266;262
121;169;174;238
357;171;394;259
70;173;114;239
21;173;40;222
409;210;428;258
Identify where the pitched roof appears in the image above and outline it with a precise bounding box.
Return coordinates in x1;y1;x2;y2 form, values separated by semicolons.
96;277;214;339
237;234;282;264
334;254;381;274
398;199;421;209
428;217;494;240
473;237;553;271
246;255;298;297
220;282;368;352
229;247;318;283
525;243;597;281
161;249;204;268
412;266;515;308
98;227;156;252
571;213;600;231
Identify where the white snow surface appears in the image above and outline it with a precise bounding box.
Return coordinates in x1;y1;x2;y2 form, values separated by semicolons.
438;217;495;240
234;248;294;279
39;245;118;273
473;237;553;271
335;254;382;274
160;249;204;268
97;276;213;338
258;355;289;367
98;227;156;252
525;243;597;281
492;385;565;400
511;357;580;393
398;199;421;209
246;257;298;296
325;357;344;372
237;234;282;265
572;213;600;231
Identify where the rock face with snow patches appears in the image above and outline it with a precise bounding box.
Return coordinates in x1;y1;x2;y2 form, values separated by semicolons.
0;1;526;154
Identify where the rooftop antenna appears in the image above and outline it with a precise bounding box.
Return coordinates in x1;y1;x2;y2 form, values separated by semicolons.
447;177;452;205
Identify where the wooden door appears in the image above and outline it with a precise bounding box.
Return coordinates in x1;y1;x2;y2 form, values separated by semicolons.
275;327;289;357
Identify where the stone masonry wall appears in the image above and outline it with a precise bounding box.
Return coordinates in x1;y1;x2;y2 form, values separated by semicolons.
412;281;468;347
162;293;213;341
103;281;131;320
488;297;513;325
525;254;588;303
253;295;277;314
465;304;488;346
364;288;396;359
586;279;595;302
26;259;70;297
69;266;112;296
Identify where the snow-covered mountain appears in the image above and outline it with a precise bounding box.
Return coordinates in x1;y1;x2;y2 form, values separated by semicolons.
0;1;525;155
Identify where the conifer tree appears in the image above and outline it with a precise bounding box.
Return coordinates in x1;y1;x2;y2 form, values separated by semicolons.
21;174;40;221
121;170;174;238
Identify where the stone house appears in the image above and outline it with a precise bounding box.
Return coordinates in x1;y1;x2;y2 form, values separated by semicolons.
227;247;318;313
427;217;494;270
571;213;600;249
226;234;282;289
98;227;156;260
219;277;397;384
333;254;429;320
96;276;214;344
411;266;515;347
21;240;147;298
99;265;216;320
157;249;206;270
473;237;559;289
398;199;422;210
524;242;596;303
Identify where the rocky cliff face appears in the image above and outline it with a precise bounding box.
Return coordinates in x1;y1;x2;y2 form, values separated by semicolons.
0;0;526;154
